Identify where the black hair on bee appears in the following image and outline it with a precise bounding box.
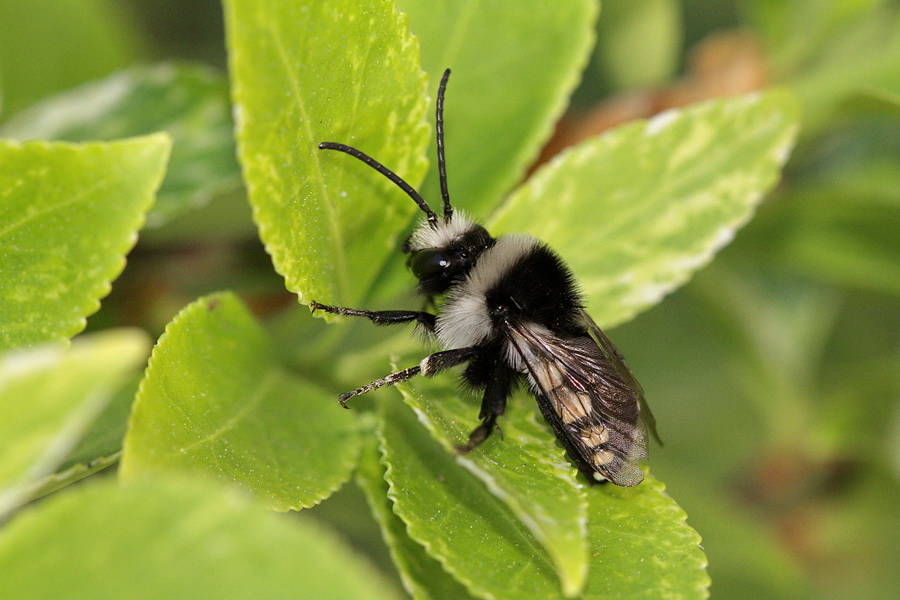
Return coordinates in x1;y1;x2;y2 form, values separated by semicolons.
312;69;657;486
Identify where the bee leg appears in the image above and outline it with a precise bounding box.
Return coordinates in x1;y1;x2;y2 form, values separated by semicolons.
310;301;436;332
457;363;514;453
338;347;478;408
418;346;478;377
338;365;421;408
457;415;498;453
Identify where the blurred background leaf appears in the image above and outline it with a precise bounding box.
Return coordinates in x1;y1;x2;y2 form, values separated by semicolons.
0;330;149;518
0;63;243;233
0;0;144;117
0;476;404;600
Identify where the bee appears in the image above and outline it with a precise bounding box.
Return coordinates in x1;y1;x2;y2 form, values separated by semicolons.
312;69;657;486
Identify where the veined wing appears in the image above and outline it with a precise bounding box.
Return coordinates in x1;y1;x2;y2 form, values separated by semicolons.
503;313;650;486
580;311;660;447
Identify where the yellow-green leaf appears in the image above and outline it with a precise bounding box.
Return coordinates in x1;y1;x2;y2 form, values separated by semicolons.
490;91;800;328
0;329;150;517
224;0;429;307
0;135;171;351
0;476;403;600
121;292;359;511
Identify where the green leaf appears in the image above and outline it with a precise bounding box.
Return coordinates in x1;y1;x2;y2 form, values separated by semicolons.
224;0;430;307
379;398;707;599
120;292;360;511
744;0;893;81
356;437;478;600
0;134;171;351
0;329;150;518
0;476;403;600
397;0;598;217
603;289;810;598
583;475;709;599
0;63;242;229
396;376;589;596
786;4;900;132
56;376;140;472
379;398;565;599
746;113;900;297
490;91;800;327
25;376;142;502
594;0;682;91
766;188;900;297
0;0;140;115
666;479;809;600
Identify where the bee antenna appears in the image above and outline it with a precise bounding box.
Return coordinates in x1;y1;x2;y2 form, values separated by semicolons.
436;68;453;221
318;142;439;227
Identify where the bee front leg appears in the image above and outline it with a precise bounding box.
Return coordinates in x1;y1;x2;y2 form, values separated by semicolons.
310;301;436;332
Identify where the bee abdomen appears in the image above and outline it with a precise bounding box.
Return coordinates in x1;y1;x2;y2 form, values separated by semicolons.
565;417;617;468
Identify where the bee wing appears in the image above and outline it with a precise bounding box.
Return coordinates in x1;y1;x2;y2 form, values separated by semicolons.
580;311;661;447
503;313;650;486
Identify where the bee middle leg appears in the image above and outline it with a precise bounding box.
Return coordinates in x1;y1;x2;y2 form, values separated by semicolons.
457;361;515;453
338;346;478;408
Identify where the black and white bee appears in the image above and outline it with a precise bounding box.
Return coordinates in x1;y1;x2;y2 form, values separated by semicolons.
312;69;656;486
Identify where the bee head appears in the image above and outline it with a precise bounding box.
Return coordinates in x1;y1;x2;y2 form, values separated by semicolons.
319;69;489;296
403;214;494;295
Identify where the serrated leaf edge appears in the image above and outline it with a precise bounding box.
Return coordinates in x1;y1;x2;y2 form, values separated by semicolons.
1;135;171;344
400;387;590;597
491;91;800;328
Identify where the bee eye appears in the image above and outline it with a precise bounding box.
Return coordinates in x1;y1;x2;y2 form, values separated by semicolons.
410;249;449;280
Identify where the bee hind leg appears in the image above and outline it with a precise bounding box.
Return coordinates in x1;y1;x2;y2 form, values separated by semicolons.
338;365;422;408
338;347;478;408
